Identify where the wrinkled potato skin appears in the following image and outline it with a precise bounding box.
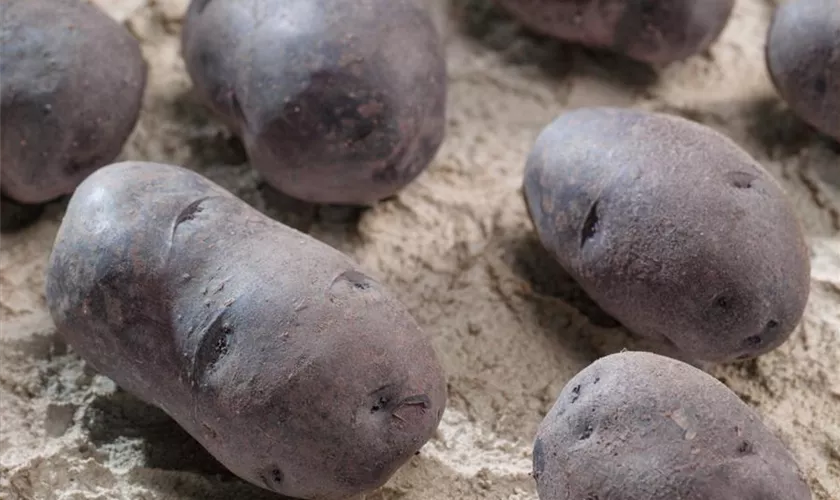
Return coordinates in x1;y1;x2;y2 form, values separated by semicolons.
523;107;810;364
182;0;446;206
766;0;840;142
0;0;146;204
493;0;734;65
45;162;447;500
533;351;812;500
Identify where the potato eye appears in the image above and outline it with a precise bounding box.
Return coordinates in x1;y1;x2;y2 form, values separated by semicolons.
371;396;389;413
744;335;762;347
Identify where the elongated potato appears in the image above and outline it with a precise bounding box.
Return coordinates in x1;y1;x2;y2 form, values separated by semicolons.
766;0;840;142
181;0;446;206
523;107;810;364
493;0;734;65
45;162;447;500
0;0;146;205
533;351;812;499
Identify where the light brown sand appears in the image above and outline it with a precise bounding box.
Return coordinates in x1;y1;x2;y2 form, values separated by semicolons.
1;1;838;499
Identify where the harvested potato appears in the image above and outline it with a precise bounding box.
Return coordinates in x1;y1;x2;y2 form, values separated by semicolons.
533;351;812;500
523;107;810;364
181;0;446;206
493;0;734;65
766;0;840;142
45;162;447;500
0;0;146;206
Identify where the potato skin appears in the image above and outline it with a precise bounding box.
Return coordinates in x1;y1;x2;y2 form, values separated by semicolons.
766;0;840;142
0;0;146;205
182;0;446;206
523;107;810;364
45;162;447;500
533;351;812;500
493;0;734;65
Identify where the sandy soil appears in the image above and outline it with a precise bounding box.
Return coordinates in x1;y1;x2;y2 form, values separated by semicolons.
1;1;838;499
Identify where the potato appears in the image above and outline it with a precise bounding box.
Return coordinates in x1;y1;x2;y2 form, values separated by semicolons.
181;0;446;206
533;351;812;500
522;107;810;364
45;162;447;500
766;0;840;142
0;0;146;206
493;0;734;65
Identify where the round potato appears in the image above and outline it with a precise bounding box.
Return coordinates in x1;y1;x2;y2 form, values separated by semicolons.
766;0;840;142
45;162;447;500
533;351;812;500
0;0;146;205
523;107;810;364
181;0;446;206
493;0;734;65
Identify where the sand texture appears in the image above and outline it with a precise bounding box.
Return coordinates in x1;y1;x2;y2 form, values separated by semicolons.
1;0;839;499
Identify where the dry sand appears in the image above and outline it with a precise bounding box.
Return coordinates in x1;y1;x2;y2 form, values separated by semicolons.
1;0;839;499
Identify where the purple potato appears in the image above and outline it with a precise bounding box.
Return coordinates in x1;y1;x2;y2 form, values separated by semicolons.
493;0;734;65
533;351;812;500
0;0;146;205
182;0;447;205
523;107;811;364
45;161;447;500
766;0;840;142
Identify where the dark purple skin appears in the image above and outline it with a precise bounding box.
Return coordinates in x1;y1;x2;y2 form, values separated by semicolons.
45;162;447;500
766;0;840;142
533;351;813;500
493;0;734;65
181;0;447;206
523;107;811;364
0;0;146;205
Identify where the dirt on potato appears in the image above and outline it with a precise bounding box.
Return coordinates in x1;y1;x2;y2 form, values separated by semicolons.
1;1;839;500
